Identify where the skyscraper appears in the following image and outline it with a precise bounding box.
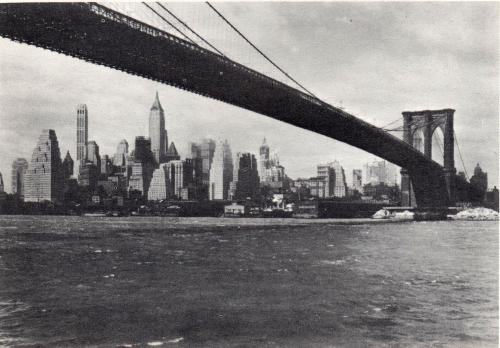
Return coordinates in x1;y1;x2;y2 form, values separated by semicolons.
113;139;129;167
230;152;260;201
352;169;363;193
149;92;167;165
11;158;28;198
128;136;155;196
24;129;64;202
259;137;270;182
100;155;112;177
165;142;180;162
190;138;216;199
331;160;347;197
0;172;4;193
209;140;233;200
76;104;88;162
87;140;101;169
317;164;336;197
148;164;171;201
167;159;194;199
62;151;74;181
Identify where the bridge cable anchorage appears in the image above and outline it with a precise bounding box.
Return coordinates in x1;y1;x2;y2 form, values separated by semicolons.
156;2;227;57
142;2;198;45
454;131;470;180
205;1;320;100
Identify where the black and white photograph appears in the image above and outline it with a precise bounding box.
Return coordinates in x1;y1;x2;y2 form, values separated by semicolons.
0;1;498;347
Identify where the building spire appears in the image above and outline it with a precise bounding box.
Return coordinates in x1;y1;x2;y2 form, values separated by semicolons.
151;91;163;111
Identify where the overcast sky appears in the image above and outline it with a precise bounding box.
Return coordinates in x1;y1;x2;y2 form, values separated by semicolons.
0;1;498;193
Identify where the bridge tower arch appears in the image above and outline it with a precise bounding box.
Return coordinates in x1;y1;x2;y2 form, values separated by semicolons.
400;109;456;207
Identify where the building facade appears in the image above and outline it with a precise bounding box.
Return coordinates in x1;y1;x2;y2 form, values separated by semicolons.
331;160;347;198
24;129;64;202
147;164;171;201
62;151;74;181
76;104;88;162
209;140;233;200
229;152;260;201
258;138;286;191
352;169;363;193
87;140;101;169
316;164;336;197
11;158;28;198
165;142;180;162
113;139;129;167
166;159;194;199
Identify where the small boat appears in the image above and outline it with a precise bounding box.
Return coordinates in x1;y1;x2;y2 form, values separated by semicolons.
164;205;181;217
83;212;107;217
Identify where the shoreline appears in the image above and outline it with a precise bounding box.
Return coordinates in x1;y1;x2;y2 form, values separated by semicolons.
0;214;495;227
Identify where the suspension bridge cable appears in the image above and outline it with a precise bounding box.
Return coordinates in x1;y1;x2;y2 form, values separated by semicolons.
142;2;197;45
454;131;469;180
156;2;227;57
380;118;403;130
205;1;319;99
434;131;444;156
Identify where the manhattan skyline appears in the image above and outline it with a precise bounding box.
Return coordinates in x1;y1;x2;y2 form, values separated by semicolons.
0;2;498;193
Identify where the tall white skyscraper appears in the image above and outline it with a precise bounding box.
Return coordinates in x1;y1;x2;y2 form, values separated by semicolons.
149;92;167;165
76;104;88;162
209;140;233;200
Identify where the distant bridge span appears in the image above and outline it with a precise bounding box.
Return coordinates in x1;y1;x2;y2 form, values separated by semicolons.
0;3;452;206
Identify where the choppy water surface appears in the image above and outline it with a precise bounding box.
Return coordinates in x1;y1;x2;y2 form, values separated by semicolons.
0;216;497;347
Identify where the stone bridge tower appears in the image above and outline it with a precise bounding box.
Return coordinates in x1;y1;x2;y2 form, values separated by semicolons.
400;109;456;207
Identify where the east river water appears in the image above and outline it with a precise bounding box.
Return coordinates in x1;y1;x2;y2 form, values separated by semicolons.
0;216;497;347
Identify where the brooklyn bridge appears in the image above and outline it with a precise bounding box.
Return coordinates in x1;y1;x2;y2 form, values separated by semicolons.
0;2;467;207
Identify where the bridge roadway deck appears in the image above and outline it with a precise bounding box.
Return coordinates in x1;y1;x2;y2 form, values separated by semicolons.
0;3;450;206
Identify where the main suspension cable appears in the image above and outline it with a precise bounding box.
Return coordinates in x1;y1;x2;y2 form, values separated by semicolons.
156;2;226;57
454;131;469;180
205;1;319;100
142;2;197;45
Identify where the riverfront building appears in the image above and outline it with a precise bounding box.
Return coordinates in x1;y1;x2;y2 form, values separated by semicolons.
24;129;64;202
149;92;167;165
11;158;28;198
209;140;233;200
